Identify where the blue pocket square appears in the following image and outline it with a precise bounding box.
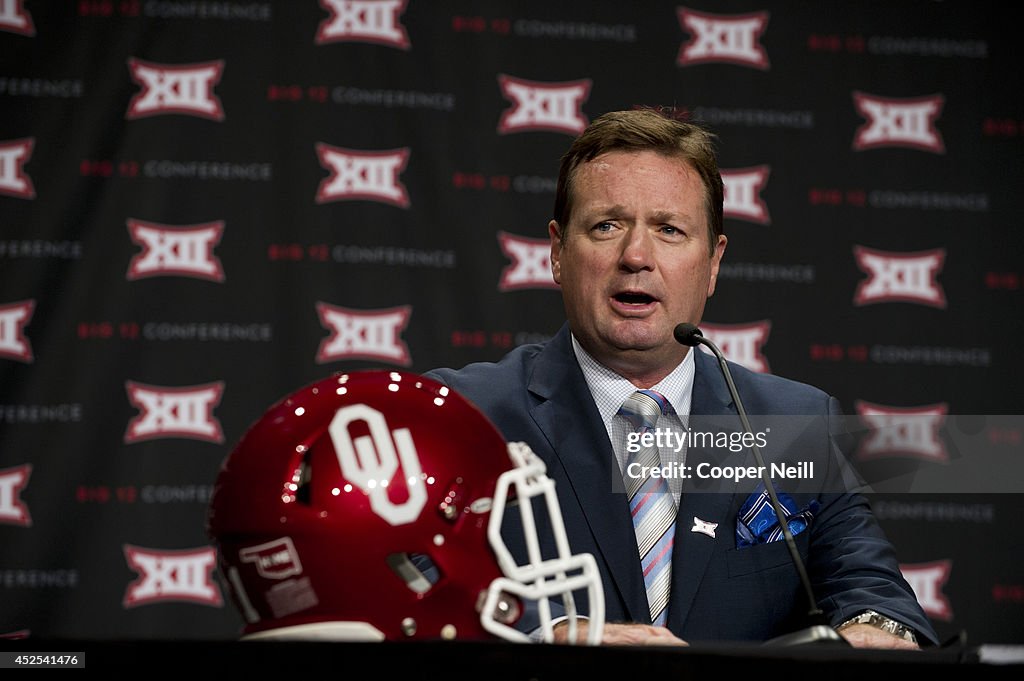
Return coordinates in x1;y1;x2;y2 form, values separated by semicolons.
736;485;818;548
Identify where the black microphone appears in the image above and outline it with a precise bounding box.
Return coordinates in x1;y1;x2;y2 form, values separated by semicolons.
674;322;846;646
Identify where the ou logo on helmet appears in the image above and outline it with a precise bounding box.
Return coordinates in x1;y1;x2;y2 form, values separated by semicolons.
328;404;427;525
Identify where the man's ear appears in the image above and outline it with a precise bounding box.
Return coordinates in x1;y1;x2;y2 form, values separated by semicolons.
549;220;562;285
707;234;727;297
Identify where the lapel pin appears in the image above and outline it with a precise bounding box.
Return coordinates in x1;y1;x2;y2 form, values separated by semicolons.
691;516;718;539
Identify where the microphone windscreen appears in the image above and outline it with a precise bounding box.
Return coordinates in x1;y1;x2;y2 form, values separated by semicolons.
674;323;702;347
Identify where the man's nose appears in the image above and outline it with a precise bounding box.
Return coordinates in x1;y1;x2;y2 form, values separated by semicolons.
619;226;655;272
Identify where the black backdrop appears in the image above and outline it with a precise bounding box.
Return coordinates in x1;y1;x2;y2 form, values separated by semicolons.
1;0;1021;644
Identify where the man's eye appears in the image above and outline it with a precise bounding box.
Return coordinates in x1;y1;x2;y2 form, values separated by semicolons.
660;225;680;235
593;222;614;232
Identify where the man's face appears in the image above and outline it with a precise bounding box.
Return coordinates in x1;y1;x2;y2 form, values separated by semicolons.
550;149;727;384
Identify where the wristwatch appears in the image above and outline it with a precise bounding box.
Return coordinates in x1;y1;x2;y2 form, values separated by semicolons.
837;610;918;643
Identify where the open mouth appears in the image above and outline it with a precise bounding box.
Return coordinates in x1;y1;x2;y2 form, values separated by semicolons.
613;291;656;305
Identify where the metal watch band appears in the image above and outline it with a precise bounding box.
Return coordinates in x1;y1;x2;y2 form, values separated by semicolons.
837;610;917;643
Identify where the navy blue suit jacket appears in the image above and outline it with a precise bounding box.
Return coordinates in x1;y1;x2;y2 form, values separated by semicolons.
427;324;938;645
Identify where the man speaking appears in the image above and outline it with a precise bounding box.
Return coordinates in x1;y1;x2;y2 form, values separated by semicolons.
428;107;936;648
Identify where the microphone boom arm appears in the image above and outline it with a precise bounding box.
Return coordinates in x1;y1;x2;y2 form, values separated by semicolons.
674;323;845;645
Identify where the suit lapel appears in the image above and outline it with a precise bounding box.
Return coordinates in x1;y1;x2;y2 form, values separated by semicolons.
667;348;743;632
526;326;648;622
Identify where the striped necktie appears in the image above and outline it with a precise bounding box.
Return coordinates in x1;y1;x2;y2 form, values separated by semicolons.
618;389;677;626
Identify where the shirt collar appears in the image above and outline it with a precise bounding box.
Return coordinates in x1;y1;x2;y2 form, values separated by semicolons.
570;333;695;428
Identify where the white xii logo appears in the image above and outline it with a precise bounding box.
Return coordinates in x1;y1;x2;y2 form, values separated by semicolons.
722;166;770;224
901;560;953;621
316;303;412;365
316;0;410;48
124;381;225;443
315;144;410;207
0;138;35;199
127;58;226;120
699;321;771;373
677;8;770;69
123;545;223;607
852;92;944;153
855;401;949;462
0;300;34;363
497;75;591;135
0;0;34;36
497;232;557;291
0;464;31;526
126;219;225;282
854;246;946;308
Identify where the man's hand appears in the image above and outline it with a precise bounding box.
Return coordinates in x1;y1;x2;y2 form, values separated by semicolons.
553;620;688;646
837;623;920;650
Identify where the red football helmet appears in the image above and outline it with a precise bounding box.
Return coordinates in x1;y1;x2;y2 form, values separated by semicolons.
208;370;604;643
